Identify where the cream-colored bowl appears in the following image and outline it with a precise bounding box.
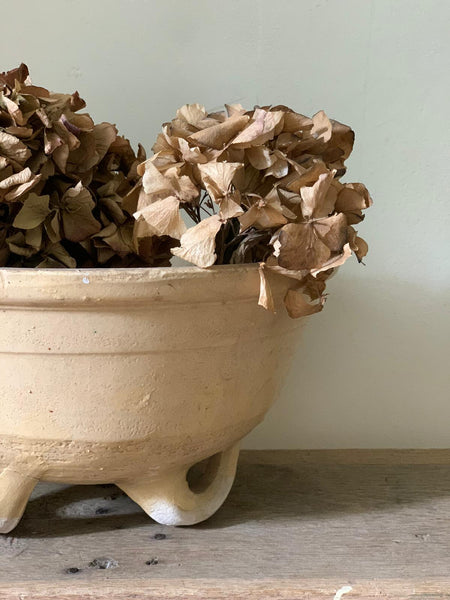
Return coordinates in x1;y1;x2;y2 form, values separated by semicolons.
0;265;302;533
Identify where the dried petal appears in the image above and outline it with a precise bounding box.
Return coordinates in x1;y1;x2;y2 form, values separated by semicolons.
198;162;242;201
258;263;275;312
231;108;284;148
0;131;31;166
13;193;50;229
311;242;352;276
171;214;222;267
189;114;249;149
300;170;337;219
278;222;331;270
134;196;186;239
311;110;332;142
284;288;325;318
60;183;102;242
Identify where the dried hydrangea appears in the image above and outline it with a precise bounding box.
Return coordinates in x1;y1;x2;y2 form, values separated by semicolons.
0;63;154;268
132;103;372;317
1;64;371;317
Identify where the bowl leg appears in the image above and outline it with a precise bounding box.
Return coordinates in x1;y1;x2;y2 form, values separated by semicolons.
0;468;39;534
117;442;240;526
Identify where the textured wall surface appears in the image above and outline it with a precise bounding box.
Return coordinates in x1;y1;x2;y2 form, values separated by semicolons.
1;0;448;447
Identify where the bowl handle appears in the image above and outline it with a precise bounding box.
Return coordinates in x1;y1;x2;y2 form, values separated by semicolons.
117;442;240;526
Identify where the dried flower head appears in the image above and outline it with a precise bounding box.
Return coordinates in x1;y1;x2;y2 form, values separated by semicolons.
133;103;372;317
0;64;371;317
0;63;151;268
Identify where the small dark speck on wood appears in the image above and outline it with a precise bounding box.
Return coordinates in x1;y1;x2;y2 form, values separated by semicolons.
65;567;81;574
95;507;109;515
146;557;159;565
89;557;118;569
154;533;166;540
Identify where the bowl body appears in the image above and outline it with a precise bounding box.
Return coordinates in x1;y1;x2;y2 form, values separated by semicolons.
0;265;302;529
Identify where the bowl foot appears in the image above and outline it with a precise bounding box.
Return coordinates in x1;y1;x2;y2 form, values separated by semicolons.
0;467;39;534
117;442;240;526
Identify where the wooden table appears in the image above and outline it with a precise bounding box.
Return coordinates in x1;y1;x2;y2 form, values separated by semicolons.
0;450;449;599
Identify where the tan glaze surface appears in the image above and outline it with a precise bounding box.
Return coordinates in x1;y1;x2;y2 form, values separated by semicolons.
0;265;302;532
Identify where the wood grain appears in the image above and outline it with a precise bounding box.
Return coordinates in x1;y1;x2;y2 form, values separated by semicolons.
0;449;449;599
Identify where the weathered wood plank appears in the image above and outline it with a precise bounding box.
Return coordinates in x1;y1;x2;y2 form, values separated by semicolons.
2;578;450;599
0;450;449;598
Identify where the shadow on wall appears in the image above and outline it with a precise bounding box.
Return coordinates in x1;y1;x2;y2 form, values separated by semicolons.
243;274;450;449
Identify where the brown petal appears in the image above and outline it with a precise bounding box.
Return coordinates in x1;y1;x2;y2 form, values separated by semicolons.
225;103;246;117
93;122;117;163
329;119;355;160
45;243;77;268
171;214;222;268
246;146;276;170
2;95;24;125
284;288;325;318
134;196;186;240
311;110;332;142
25;225;43;250
140;160;175;198
300;170;336;219
313;213;348;251
218;191;244;219
4;126;33;138
264;156;289;179
278;222;331;270
6;231;36;257
0;131;31;166
231;109;284;148
189;114;249;149
282;112;313;133
283;161;330;193
0;167;33;190
258;263;275;312
176;104;208;127
177;137;207;164
311;242;352;276
199;162;242;200
0;63;29;88
4;173;42;202
13;193;51;229
168;171;199;203
348;226;369;262
60;183;101;242
240;201;288;231
335;184;372;212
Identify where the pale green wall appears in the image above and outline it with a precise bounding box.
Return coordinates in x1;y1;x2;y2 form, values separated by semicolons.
2;0;449;447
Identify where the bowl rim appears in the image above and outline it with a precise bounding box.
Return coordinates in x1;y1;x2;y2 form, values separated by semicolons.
0;263;278;307
0;262;259;278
